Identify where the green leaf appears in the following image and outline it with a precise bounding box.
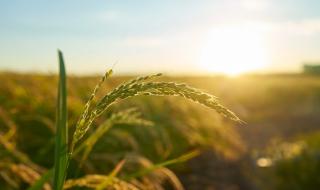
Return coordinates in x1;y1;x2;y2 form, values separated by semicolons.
53;50;69;190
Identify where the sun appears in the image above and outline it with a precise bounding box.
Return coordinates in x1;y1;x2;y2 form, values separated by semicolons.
200;23;269;76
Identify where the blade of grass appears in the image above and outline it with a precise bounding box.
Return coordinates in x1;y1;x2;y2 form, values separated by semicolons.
53;50;68;190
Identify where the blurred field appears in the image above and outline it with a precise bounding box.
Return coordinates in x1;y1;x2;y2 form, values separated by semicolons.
1;72;320;190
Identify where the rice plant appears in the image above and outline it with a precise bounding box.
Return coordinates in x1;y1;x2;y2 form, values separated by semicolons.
12;50;242;190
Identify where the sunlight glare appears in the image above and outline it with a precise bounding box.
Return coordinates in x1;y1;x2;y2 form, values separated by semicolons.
200;23;269;76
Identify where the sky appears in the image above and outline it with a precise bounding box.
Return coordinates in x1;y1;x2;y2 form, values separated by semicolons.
1;0;320;75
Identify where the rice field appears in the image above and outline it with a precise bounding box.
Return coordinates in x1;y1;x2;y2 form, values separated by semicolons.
1;58;320;189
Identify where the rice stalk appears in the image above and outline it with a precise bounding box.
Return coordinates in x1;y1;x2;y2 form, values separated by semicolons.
73;108;153;165
96;159;126;190
70;73;162;153
132;168;184;190
46;51;242;189
108;129;140;152
156;168;184;190
124;152;193;190
0;170;19;189
70;72;242;155
126;150;200;180
10;164;51;190
64;175;139;190
0;132;43;172
73;69;113;152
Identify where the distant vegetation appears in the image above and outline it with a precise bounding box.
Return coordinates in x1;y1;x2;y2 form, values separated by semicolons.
1;64;320;189
303;64;320;75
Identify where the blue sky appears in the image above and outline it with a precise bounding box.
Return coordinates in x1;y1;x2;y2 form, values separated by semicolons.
1;0;320;75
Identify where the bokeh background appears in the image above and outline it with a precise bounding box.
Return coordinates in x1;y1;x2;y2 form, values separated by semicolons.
1;1;320;189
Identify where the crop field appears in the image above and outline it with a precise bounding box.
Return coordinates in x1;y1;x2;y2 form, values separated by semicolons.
1;69;320;190
1;0;320;189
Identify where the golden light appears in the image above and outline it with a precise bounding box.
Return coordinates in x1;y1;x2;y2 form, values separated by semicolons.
256;157;272;167
200;23;269;76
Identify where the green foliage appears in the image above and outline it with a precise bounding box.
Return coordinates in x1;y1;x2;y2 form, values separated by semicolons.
53;50;68;190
